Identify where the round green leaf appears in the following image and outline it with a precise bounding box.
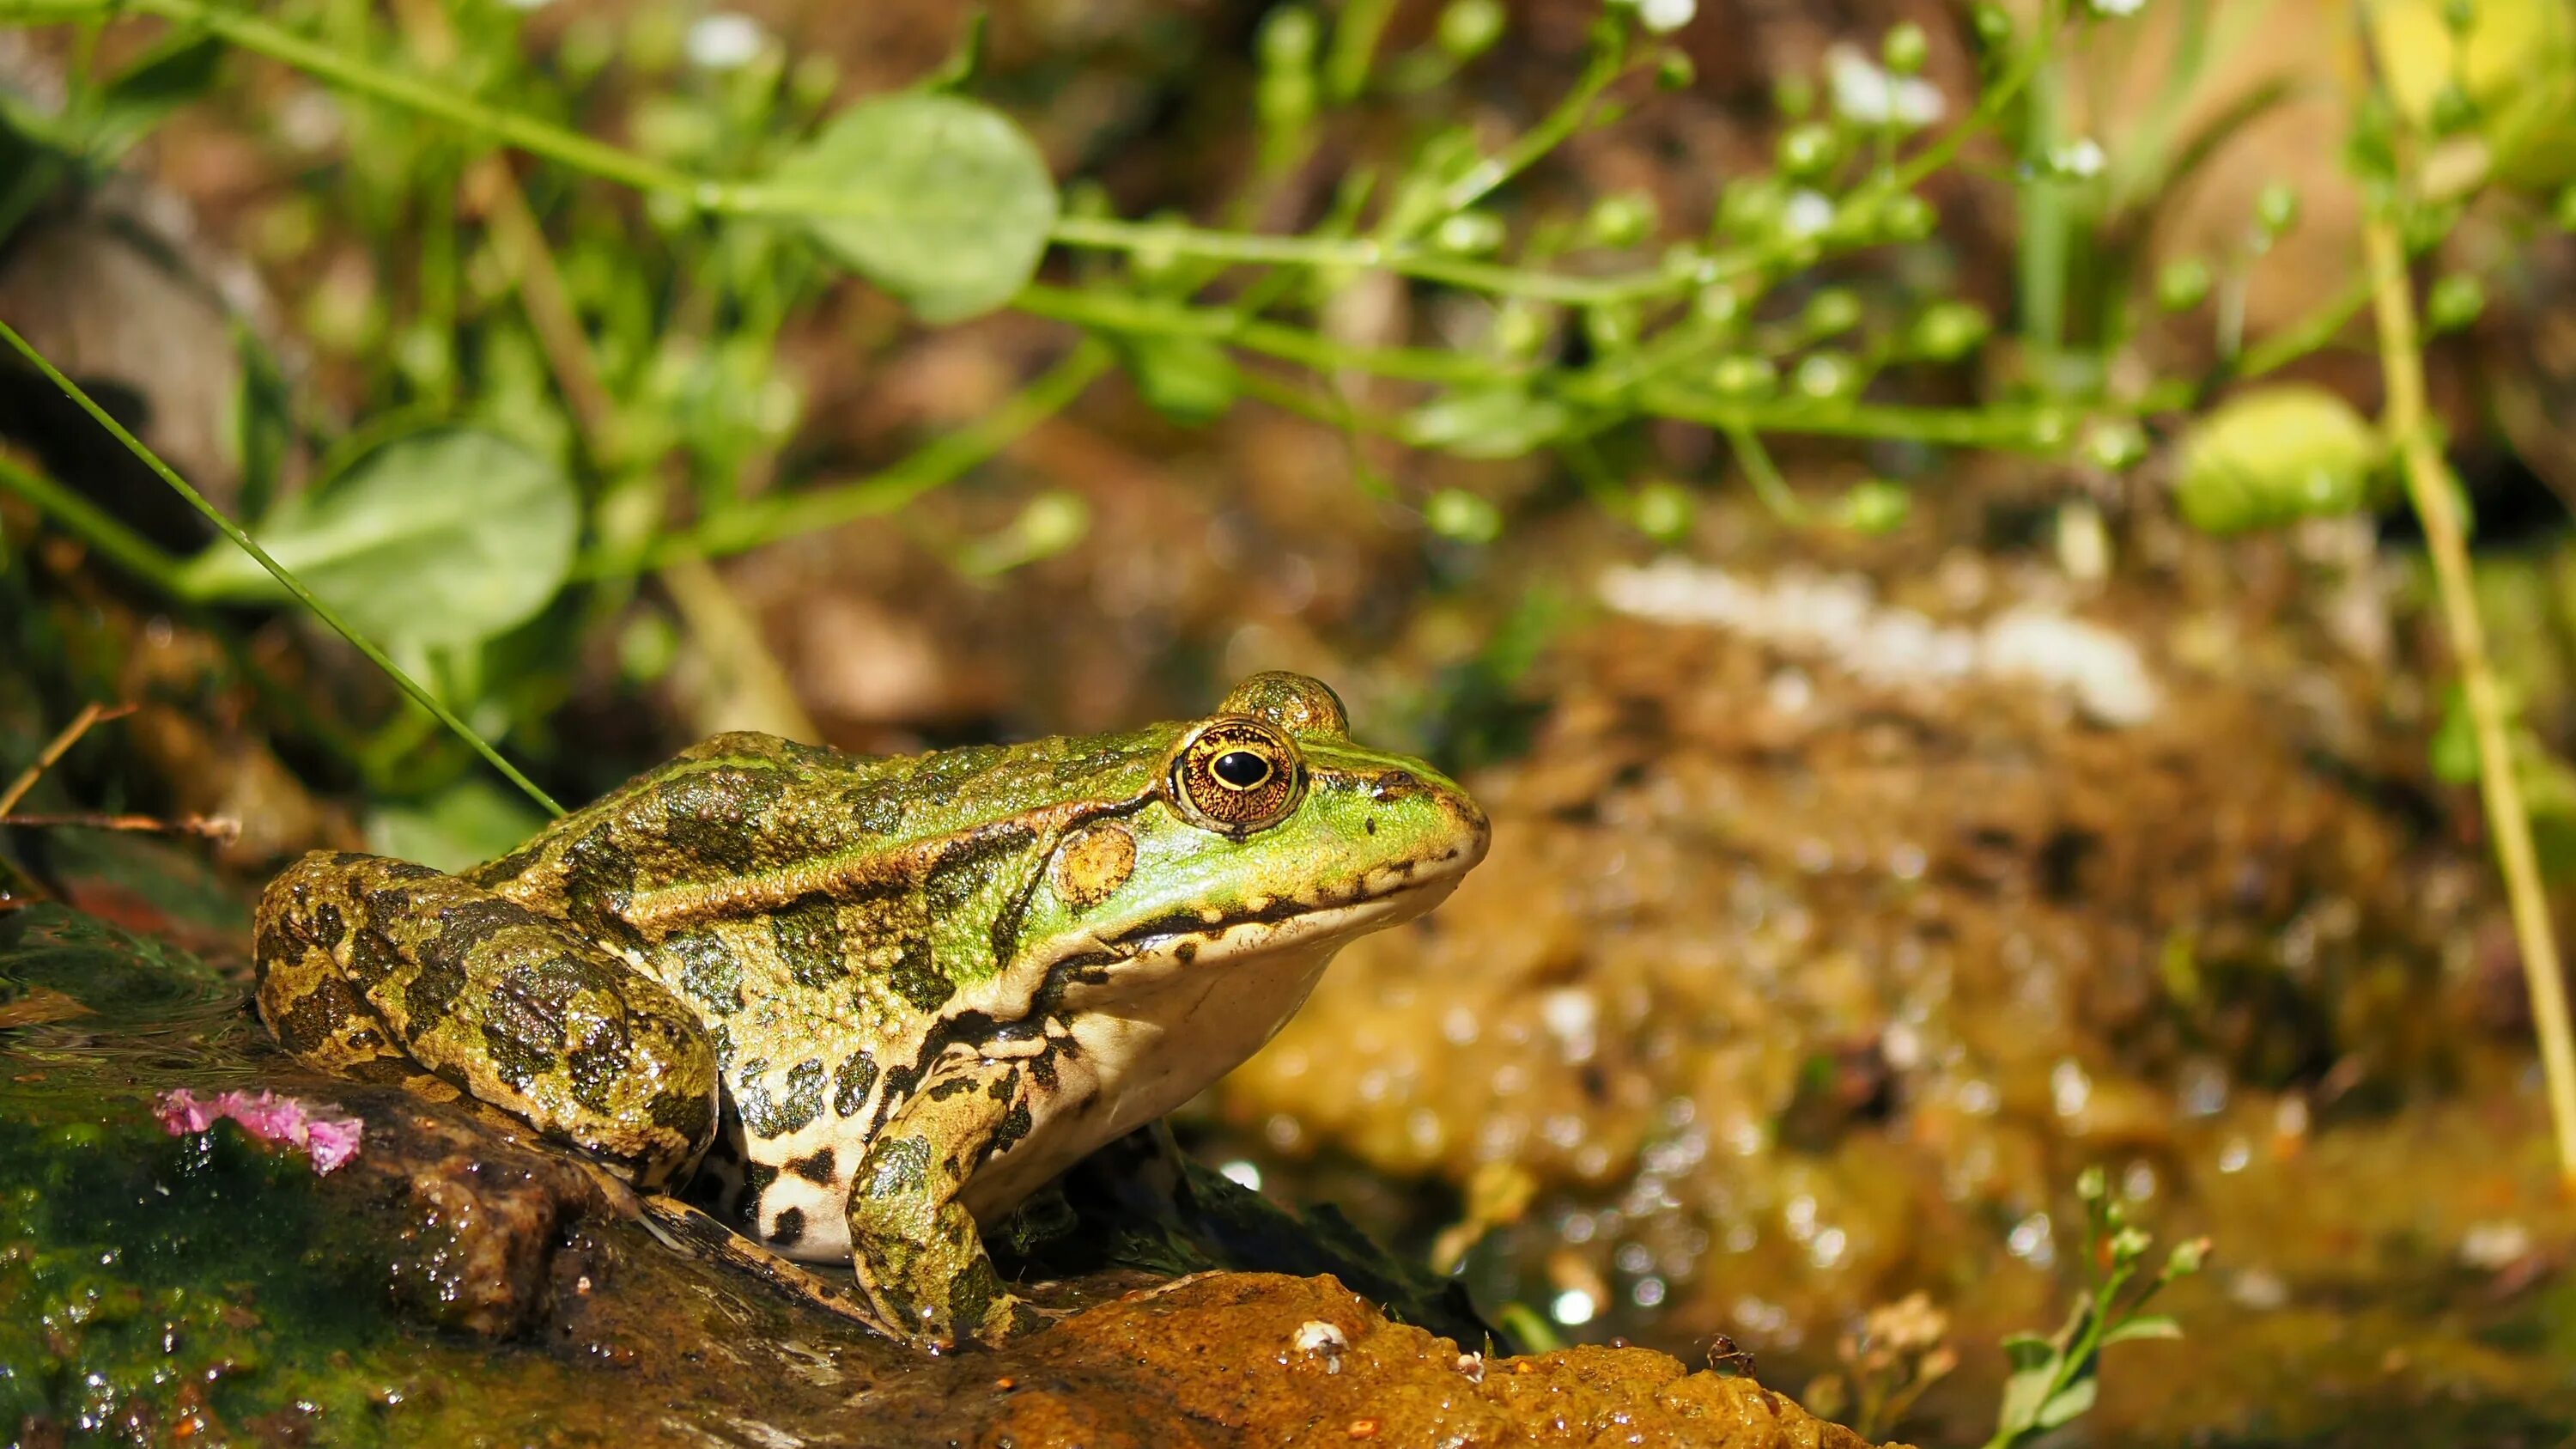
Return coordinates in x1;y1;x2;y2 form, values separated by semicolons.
175;427;577;651
765;93;1060;323
2173;385;2384;535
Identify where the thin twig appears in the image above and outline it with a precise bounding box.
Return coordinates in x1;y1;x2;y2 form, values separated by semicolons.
0;702;134;818
0;813;242;842
2365;216;2576;1184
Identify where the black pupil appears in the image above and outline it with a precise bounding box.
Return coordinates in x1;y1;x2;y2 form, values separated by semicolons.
1211;750;1271;788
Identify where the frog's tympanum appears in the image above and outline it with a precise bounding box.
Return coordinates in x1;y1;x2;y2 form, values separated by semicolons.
252;673;1488;1348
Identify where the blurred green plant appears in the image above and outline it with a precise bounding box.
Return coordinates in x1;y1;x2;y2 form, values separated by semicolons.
1979;1166;2208;1449
0;0;2439;789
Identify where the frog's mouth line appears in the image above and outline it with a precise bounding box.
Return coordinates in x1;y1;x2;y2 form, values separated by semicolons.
1092;862;1473;976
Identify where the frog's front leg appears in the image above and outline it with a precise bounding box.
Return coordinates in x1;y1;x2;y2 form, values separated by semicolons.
845;1050;1049;1349
255;850;720;1188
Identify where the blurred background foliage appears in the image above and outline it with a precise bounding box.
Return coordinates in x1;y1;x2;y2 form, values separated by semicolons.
4;0;2567;859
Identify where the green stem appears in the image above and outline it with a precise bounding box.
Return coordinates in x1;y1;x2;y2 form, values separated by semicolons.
0;453;187;593
1721;423;1804;521
0;318;564;817
2366;215;2576;1184
2232;277;2371;381
1046;216;1700;303
2016;40;2070;391
1322;0;1397;102
1013;282;1516;385
1642;385;2074;450
1434;32;1627;218
630;340;1113;567
1891;0;2068;193
117;0;701;196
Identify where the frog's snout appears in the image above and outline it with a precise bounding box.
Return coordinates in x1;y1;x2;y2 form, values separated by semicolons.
1380;768;1490;883
1439;786;1492;874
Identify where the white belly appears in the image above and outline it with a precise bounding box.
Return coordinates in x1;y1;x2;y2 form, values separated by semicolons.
957;935;1340;1223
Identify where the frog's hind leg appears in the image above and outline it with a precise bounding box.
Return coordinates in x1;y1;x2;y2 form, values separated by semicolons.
254;850;720;1189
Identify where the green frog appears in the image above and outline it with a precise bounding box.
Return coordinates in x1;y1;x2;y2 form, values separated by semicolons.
252;673;1487;1349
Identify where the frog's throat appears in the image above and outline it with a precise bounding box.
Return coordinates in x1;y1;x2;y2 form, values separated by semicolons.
952;874;1468;1224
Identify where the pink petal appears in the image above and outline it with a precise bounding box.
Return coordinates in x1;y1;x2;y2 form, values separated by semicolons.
223;1091;308;1144
155;1088;364;1173
153;1088;220;1135
301;1117;364;1174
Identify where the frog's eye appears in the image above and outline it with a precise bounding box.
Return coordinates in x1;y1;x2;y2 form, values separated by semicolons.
1169;719;1305;835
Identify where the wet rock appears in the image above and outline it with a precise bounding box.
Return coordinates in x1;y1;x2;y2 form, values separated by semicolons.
962;1272;1895;1449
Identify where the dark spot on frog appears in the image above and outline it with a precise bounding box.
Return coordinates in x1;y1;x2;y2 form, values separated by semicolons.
740;1057;828;1136
787;1147;837;1184
1174;941;1197;965
947;1259;1004;1335
653;764;792;877
251;918;295;978
272;973;357;1054
564;1017;641;1115
346;927;403;989
926;1075;979;1103
400;898;540;1027
359;882;421;927
833;1053;879;1118
649;1087;714;1145
742;1160;780;1210
990;1098;1034;1155
884;928;951;1014
306;898;345;941
1364;818;1376;835
846;746;1007;837
766;1206;806;1247
556;830;645;944
480;998;557;1093
663;928;744;1014
925;822;1041;972
771;895;849;989
401;956;470;1029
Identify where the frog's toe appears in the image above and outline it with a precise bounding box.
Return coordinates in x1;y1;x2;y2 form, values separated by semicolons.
969;1292;1064;1347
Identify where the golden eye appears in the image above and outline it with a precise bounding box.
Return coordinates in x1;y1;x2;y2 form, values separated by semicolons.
1169;720;1303;835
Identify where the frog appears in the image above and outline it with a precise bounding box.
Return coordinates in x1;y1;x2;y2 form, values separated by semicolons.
251;672;1488;1349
